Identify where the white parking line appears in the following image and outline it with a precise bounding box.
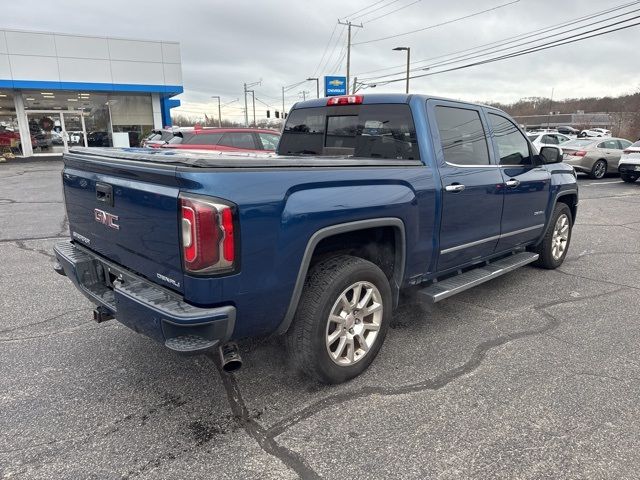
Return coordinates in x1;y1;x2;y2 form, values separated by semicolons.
584;180;624;186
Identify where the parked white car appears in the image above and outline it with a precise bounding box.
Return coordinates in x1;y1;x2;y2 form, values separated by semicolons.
579;128;611;138
527;132;571;150
618;140;640;183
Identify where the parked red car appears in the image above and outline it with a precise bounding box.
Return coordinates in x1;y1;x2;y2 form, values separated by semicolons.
162;127;280;153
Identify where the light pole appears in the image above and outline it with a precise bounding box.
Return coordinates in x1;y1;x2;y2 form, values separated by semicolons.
211;96;222;127
307;77;320;98
393;47;411;94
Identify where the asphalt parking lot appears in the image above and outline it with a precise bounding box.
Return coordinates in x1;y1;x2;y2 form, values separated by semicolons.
1;160;640;479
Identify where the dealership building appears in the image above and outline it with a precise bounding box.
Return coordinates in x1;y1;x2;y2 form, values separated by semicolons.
0;28;182;157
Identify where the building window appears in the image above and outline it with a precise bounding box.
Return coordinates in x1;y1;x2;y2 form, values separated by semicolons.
109;95;154;147
22;90;112;153
0;91;21;155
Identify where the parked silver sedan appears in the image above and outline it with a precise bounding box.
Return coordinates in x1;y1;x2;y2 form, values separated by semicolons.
561;137;633;179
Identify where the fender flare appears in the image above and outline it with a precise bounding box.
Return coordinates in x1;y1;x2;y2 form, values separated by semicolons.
275;218;406;335
536;189;578;244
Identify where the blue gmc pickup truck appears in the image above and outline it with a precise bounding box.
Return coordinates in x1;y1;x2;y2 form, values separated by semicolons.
54;94;578;383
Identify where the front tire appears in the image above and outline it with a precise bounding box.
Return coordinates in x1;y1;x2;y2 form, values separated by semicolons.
286;255;392;384
533;203;573;269
590;159;607;179
621;172;638;183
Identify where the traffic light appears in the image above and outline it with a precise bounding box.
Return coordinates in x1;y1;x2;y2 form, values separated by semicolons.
266;110;271;118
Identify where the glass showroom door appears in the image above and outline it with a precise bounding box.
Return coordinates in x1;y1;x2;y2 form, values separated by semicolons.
61;112;88;150
26;112;64;154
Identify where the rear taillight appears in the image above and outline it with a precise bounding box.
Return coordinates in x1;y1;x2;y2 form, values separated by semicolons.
623;149;632;154
327;95;363;106
574;150;587;157
179;195;237;274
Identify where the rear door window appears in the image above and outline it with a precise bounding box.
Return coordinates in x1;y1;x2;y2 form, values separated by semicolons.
219;132;258;149
185;133;223;145
278;104;419;160
434;106;489;166
600;140;619;149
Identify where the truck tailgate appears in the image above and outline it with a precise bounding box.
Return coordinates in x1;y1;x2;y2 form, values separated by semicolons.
62;153;184;293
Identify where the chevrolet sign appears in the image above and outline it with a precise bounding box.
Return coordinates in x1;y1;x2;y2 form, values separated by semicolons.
324;76;347;96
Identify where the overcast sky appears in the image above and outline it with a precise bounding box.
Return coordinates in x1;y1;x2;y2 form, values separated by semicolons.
3;0;640;120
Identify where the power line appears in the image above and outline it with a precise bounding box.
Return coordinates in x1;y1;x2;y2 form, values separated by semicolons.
365;0;422;24
341;0;390;20
311;21;339;78
320;26;346;76
360;4;640;81
369;16;640;86
355;0;640;78
350;0;405;21
352;0;520;45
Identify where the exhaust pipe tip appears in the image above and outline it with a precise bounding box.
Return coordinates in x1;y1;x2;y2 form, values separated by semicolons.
219;342;242;372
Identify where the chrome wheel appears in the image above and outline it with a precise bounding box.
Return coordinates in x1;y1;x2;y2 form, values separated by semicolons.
325;281;383;366
551;214;570;260
593;160;606;179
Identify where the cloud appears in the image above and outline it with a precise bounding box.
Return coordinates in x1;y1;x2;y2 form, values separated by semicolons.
3;0;639;118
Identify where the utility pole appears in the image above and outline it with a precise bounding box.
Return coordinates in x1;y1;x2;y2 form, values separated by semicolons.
243;80;261;127
243;83;248;127
337;20;363;93
246;90;256;126
307;77;320;98
282;86;285;119
299;90;310;101
211;96;222;127
352;76;357;95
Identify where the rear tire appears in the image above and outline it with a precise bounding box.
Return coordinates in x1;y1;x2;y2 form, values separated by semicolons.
533;203;573;269
590;159;607;179
286;255;392;384
621;172;638;183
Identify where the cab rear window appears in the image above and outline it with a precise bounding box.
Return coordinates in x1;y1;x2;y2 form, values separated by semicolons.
278;104;419;160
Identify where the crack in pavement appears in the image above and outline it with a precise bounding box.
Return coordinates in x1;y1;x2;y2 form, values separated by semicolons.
556;268;640;292
12;240;57;261
0;234;67;243
575;223;640;232
261;288;626;443
563;250;640;263
206;353;322;480
1;200;63;204
0;308;88;335
209;354;321;479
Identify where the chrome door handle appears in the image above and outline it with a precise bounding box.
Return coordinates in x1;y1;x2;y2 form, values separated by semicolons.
505;179;520;188
445;184;465;192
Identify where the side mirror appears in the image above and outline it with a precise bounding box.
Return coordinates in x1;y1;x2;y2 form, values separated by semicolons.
539;146;562;164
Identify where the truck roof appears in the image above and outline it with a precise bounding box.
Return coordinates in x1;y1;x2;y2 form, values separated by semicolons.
292;93;495;111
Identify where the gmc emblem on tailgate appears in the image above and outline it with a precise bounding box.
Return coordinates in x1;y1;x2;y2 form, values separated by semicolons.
94;208;120;230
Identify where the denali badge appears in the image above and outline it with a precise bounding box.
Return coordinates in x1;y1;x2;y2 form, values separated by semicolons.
157;273;180;288
72;231;91;245
94;208;120;230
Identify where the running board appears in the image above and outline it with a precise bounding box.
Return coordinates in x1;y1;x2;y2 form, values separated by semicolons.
418;252;539;303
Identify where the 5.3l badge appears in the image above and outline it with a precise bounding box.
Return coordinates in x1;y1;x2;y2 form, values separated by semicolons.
94;208;120;230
